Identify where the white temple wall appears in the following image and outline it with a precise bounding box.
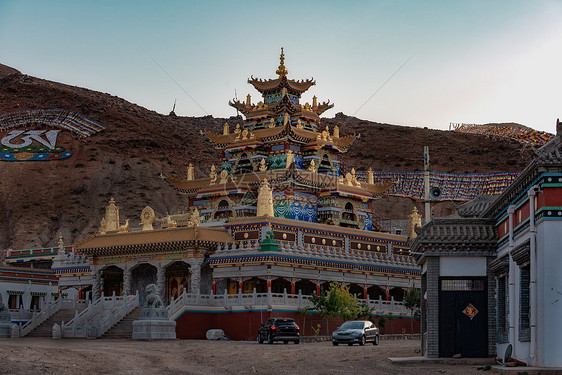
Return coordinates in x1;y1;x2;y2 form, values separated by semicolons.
536;220;562;367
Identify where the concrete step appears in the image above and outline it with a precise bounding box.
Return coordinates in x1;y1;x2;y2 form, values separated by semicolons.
101;307;142;339
25;306;86;338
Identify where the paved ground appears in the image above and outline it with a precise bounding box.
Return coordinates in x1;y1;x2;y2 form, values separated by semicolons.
0;337;487;374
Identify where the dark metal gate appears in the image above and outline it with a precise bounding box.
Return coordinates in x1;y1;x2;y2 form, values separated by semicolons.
438;278;487;358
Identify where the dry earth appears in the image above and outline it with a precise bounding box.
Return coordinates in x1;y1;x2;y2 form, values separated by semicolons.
0;338;486;375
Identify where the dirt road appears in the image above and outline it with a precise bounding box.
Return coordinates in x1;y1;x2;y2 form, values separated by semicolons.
0;338;483;374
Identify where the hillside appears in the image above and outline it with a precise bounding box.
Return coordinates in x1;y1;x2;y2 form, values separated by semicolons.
0;65;533;249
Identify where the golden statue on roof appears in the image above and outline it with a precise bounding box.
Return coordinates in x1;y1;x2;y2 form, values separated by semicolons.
140;206;155;231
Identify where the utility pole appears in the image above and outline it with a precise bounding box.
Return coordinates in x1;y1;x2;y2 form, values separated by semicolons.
424;146;431;224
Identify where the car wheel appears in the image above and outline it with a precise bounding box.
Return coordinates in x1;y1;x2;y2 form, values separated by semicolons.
267;333;273;344
359;335;366;346
294;340;299;345
258;334;263;344
333;342;338;346
374;335;379;346
283;341;288;344
348;343;353;346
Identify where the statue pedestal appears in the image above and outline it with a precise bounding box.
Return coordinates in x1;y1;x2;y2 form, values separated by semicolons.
132;307;176;340
0;311;12;338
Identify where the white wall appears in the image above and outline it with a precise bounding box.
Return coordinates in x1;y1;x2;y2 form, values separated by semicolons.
537;220;562;367
439;257;487;276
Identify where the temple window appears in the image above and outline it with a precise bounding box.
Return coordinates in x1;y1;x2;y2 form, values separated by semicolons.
214;199;233;220
318;154;332;174
497;275;509;343
519;265;530;341
236;153;253;174
340;202;359;228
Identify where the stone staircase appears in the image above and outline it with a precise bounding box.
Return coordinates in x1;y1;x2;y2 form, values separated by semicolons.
26;307;84;338
101;306;142;339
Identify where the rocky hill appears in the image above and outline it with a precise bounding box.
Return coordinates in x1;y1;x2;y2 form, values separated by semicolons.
0;64;533;249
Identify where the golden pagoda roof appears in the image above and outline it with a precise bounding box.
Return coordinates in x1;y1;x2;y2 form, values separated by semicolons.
228;94;333;120
224;215;408;243
247;48;316;95
162;164;395;199
202;122;356;152
248;76;316;95
76;226;233;255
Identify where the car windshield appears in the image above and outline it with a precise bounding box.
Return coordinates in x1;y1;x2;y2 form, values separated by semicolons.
339;321;365;330
275;320;296;326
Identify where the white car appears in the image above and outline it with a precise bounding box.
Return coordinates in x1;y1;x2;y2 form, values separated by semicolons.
331;320;380;346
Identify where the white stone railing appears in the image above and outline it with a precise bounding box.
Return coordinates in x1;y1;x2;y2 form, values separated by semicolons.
61;292;139;338
17;298;63;337
95;293;139;338
167;290;408;319
213;241;418;268
16;297;88;337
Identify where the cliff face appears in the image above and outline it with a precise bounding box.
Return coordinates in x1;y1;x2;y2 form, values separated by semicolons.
0;67;532;249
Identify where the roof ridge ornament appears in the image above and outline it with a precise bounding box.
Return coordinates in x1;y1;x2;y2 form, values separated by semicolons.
276;47;288;77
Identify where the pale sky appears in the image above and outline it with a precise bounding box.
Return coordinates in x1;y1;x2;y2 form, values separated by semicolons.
1;0;561;132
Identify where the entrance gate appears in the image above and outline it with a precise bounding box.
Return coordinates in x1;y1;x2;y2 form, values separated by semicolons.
438;278;487;358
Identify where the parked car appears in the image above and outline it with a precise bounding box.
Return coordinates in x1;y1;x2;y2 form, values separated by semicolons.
331;320;379;346
258;317;300;344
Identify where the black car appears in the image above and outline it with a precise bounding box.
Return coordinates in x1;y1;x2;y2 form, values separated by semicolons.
332;320;380;346
258;317;300;344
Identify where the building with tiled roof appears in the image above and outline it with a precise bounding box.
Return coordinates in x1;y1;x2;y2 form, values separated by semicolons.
412;119;562;367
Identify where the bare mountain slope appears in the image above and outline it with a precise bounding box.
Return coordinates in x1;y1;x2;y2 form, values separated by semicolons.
0;67;533;249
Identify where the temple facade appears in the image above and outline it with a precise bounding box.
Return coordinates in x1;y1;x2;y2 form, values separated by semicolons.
51;50;420;337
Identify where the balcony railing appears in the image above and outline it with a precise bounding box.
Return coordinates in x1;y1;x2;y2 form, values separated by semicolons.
167;290;408;320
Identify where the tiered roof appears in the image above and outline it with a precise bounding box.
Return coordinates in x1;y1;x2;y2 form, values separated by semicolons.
163;164;394;199
202;121;357;152
228;48;333;121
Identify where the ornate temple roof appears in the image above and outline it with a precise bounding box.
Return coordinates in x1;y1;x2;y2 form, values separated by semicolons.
224;216;408;243
228;49;333;121
483;121;562;219
411;218;497;263
246;48;316;95
202;122;356;152
228;92;332;120
76;226;233;256
456;195;497;218
162;164;394;199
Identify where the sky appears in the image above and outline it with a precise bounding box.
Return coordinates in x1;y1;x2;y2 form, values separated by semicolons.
1;0;561;132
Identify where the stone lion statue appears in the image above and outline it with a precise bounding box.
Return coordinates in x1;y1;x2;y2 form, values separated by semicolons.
145;284;163;308
0;294;7;312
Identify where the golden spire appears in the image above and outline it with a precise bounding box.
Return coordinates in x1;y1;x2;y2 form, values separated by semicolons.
276;47;288;76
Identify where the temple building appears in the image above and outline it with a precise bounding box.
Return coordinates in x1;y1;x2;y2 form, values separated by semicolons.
412;119;562;367
50;50;420;338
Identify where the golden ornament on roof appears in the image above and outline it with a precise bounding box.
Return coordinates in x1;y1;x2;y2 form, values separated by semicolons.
187;163;194;181
276;47;288;76
219;169;229;184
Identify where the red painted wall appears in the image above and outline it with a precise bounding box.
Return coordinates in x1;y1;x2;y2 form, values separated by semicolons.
175;311;420;340
544;187;562;207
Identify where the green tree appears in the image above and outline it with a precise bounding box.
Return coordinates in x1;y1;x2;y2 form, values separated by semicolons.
308;282;374;334
386;313;395;334
403;286;421;334
377;315;387;334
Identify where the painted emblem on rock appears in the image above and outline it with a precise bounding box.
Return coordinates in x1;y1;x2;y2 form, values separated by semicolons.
0;109;105;162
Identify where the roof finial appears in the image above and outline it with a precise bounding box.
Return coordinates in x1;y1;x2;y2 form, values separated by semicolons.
276;47;288;76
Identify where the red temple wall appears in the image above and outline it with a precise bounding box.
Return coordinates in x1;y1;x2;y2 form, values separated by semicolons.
175;310;420;340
